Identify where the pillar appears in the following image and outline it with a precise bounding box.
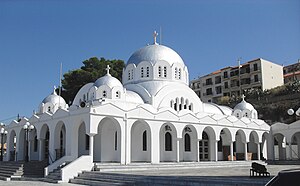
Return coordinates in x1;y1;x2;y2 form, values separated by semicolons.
197;140;200;162
38;139;45;161
150;125;160;164
257;143;261;161
214;140;218;162
244;143;248;161
89;135;94;162
230;141;234;161
176;139;180;162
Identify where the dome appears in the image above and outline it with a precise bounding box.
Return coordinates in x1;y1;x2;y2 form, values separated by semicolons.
42;90;66;105
234;97;255;111
94;74;123;88
127;44;184;66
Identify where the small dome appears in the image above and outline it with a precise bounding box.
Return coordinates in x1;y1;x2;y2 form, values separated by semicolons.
234;96;255;111
127;44;184;66
94;74;123;89
42;90;67;105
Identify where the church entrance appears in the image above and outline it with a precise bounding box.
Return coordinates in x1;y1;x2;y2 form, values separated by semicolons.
131;121;151;162
199;131;209;161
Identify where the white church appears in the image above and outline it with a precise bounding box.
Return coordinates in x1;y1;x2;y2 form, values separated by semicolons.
3;33;283;182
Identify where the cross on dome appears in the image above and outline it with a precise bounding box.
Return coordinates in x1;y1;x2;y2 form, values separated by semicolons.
241;94;245;101
153;31;158;45
53;86;57;95
106;65;111;76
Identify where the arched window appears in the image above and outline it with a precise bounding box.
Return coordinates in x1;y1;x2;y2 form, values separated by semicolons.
141;67;144;78
236;112;240;118
116;91;120;98
102;90;107;98
128;70;131;80
158;66;162;77
184;133;191;152
164;66;167;77
114;131;117;151
48;106;51;112
142;130;147;151
165;132;172;151
146;67;149;77
83;94;86;101
175;67;178;79
178;68;181;79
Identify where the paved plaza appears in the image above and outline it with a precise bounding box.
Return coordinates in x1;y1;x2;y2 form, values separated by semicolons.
0;164;298;186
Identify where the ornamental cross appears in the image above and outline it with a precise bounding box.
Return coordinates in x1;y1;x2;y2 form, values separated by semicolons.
153;31;158;44
241;94;245;101
106;65;111;75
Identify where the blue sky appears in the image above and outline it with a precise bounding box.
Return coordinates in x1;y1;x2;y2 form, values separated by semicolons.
0;0;299;123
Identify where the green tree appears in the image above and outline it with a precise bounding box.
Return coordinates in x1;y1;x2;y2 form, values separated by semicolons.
61;57;125;104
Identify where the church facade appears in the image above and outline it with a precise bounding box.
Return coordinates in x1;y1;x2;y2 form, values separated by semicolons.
3;36;272;181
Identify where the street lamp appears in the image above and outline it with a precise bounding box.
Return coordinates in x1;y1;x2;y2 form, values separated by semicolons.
23;122;34;162
287;108;300;123
0;123;7;161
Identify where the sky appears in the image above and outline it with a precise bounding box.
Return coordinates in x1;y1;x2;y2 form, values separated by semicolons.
0;0;299;123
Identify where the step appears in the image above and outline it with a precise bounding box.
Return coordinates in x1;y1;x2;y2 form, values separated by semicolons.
70;178;127;186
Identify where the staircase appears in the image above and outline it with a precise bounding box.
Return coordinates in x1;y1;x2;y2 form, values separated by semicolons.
70;161;270;186
0;160;47;181
43;161;71;183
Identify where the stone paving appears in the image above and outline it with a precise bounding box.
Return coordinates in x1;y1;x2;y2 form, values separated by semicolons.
0;164;298;186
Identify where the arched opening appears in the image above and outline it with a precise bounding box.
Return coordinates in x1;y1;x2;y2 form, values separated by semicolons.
184;133;191;152
8;130;16;161
78;122;89;157
235;130;247;160
261;132;269;160
182;125;197;162
199;131;209;161
54;122;66;160
18;128;26;161
218;128;232;161
160;124;177;162
29;129;38;161
290;132;300;160
131;120;151;162
273;133;286;160
94;117;121;162
248;131;259;160
39;124;50;162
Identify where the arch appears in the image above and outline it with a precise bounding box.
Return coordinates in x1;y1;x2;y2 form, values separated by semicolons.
218;128;233;161
54;121;66;160
94;117;121;162
131;120;151;162
234;130;247;160
290;132;300;160
181;125;198;162
159;123;177;162
184;133;191;152
78;122;89;157
17;128;26;161
39;124;50;161
248;131;259;160
261;132;269;160
8;130;16;161
273;133;286;160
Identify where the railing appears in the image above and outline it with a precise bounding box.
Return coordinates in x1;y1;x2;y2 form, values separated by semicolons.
44;155;74;177
61;155;93;182
48;151;55;164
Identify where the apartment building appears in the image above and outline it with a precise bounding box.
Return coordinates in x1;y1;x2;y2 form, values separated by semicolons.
283;60;300;84
190;58;284;103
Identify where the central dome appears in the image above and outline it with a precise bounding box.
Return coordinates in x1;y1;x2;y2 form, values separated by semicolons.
94;74;123;88
127;44;184;66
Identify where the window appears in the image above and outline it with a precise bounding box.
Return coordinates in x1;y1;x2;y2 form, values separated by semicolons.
224;82;229;89
146;67;149;77
215;86;222;94
114;131;117;151
215;76;221;84
184;133;191;152
165;132;172;151
163;66;167;77
142;131;147;151
254;75;259;82
253;63;258;71
206;88;213;95
102;90;107;98
178;68;181;79
223;71;228;78
128;70;131;80
218;137;223;152
48;106;51;112
158;66;162;77
205;78;212;85
85;135;90;150
141;67;144;78
116;91;120;98
175;68;178;79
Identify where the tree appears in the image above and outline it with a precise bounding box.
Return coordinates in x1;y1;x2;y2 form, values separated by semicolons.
61;57;125;104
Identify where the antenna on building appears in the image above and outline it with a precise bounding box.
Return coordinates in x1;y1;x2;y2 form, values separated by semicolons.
160;26;162;44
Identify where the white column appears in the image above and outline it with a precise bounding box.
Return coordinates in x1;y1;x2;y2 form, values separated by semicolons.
150;125;160;164
289;143;293;160
38;139;45;161
215;140;218;162
176;139;180;162
196;140;200;162
257;143;261;161
89;135;94;162
230;141;234;161
244;143;248;161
